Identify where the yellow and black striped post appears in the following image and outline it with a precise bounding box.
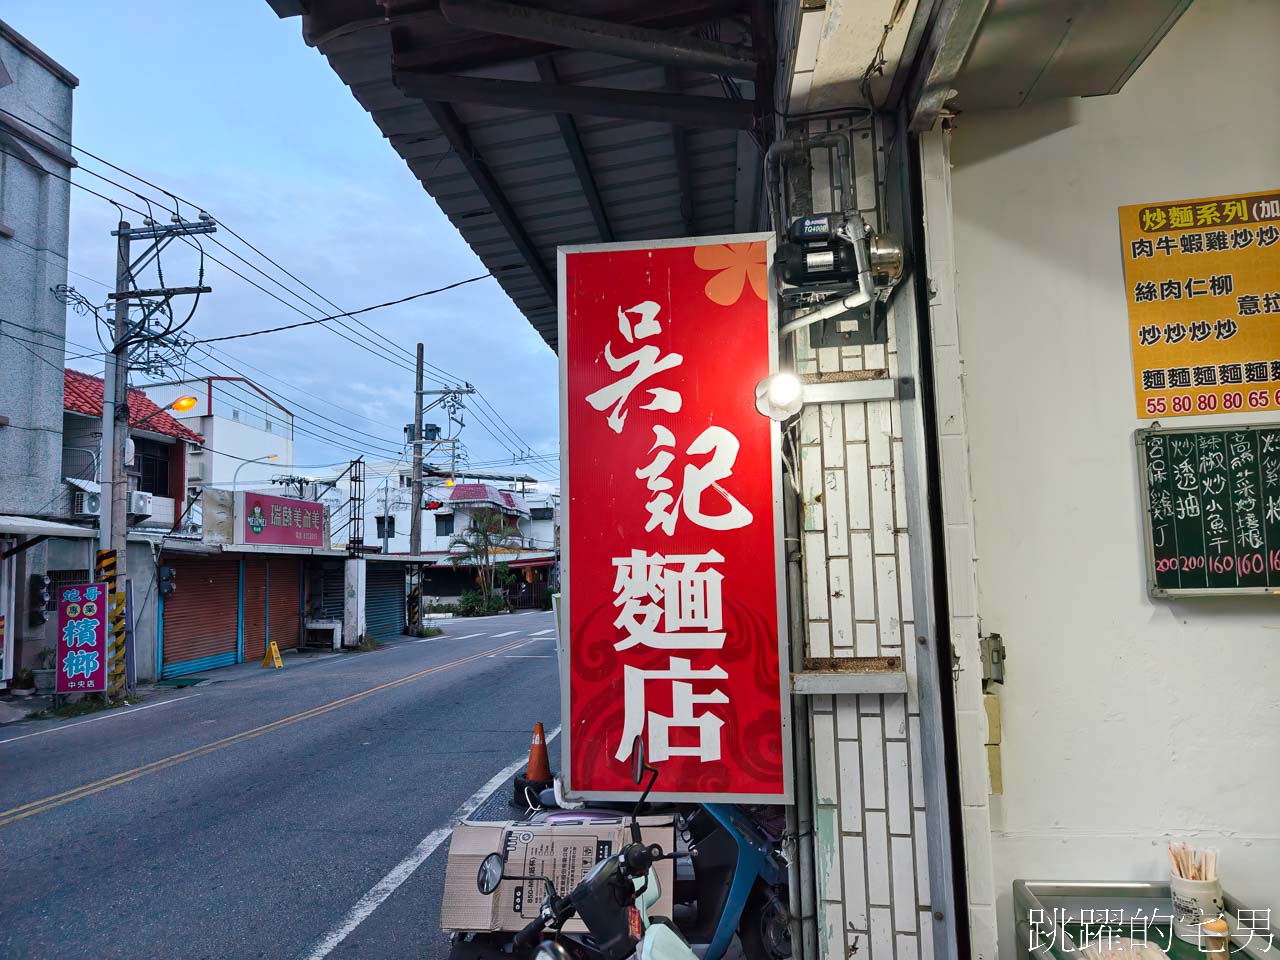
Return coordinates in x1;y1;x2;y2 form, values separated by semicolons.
407;583;420;633
95;549;127;699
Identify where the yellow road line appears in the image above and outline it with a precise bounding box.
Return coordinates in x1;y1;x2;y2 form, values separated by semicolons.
0;637;529;828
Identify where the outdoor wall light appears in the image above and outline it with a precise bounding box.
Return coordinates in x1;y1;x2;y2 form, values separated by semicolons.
755;372;804;421
755;371;901;421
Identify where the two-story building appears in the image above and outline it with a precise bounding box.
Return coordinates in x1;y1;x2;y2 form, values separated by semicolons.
140;375;295;507
0;21;87;689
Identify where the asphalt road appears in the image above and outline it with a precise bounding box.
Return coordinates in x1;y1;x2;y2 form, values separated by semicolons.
0;610;562;960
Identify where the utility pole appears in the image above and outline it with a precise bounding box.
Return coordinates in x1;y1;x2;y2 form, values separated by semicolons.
381;477;391;554
99;216;215;698
409;344;425;631
98;225;131;556
410;343;425;556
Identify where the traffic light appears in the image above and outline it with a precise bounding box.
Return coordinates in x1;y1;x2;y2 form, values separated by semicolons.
425;500;444;510
159;566;177;597
29;574;50;626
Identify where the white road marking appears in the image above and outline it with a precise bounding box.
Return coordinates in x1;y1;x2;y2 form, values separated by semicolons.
502;655;553;659
490;630;519;638
302;726;562;960
487;639;535;657
0;695;200;746
449;633;484;641
529;629;555;636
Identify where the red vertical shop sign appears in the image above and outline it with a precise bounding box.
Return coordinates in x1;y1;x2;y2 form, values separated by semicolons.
55;582;109;694
559;236;791;802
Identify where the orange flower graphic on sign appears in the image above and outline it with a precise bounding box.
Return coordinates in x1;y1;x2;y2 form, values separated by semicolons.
694;243;768;306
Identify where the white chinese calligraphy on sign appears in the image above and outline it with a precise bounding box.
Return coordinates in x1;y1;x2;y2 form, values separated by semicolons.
616;657;730;763
641;426;754;535
584;301;684;434
612;550;731;763
611;549;727;650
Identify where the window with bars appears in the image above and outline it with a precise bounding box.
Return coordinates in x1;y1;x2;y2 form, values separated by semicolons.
46;570;90;612
134;438;171;497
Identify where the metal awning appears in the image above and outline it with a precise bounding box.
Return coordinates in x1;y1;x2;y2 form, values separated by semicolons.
0;516;97;539
781;0;1192;132
267;0;776;352
220;544;347;557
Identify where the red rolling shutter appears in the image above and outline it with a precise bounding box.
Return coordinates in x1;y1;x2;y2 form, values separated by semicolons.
161;555;239;677
242;555;268;663
267;556;302;652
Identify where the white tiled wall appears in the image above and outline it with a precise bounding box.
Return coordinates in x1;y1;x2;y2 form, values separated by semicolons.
791;117;936;960
796;312;933;960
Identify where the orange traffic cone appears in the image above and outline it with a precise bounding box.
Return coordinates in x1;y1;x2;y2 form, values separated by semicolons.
526;721;552;782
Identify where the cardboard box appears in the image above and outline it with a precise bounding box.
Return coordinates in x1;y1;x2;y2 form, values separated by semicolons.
441;816;676;933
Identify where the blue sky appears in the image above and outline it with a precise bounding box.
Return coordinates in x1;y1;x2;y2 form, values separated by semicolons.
7;1;559;483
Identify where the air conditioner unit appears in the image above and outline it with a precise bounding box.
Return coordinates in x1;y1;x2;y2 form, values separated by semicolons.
72;490;102;518
128;491;154;518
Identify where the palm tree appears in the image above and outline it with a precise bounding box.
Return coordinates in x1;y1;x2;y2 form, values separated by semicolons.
449;508;522;602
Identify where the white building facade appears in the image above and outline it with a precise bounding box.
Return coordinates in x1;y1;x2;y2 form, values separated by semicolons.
141;376;294;507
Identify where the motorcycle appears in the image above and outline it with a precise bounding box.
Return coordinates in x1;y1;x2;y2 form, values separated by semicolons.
523;791;789;960
465;738;791;960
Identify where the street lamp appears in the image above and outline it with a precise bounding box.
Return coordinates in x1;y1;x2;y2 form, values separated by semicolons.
135;394;198;428
232;454;279;490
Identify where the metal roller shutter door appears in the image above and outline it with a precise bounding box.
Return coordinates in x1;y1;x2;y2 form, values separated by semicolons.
161;555;239;678
242;555;268;664
365;563;406;642
268;556;302;652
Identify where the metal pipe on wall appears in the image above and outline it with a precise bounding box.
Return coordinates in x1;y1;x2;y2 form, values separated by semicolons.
784;472;818;960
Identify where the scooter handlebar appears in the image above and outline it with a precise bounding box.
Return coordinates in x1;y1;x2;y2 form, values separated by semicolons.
513;913;551;950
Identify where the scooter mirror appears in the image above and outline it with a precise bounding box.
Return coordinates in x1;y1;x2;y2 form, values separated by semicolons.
477;852;505;896
631;736;646;786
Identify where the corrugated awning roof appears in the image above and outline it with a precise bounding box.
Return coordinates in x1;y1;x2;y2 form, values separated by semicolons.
268;0;775;352
0;516;96;538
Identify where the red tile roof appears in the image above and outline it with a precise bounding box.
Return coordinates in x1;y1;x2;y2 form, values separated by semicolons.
64;369;204;444
447;482;529;516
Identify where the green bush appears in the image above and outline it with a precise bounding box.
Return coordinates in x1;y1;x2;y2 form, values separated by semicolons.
458;590;509;617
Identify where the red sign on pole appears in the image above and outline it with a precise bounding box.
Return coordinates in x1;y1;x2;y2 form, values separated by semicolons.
56;582;109;694
236;492;328;548
559;236;791;802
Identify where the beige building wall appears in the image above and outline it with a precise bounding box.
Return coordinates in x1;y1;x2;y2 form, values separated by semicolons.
936;1;1280;955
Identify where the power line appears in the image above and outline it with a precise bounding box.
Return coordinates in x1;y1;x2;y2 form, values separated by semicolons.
188;347;406;445
5;112;543;449
190;275;490;345
202;344;412;435
0;329;100;363
51;328;410;461
174;352;410;460
3;104;438;367
2;110;463;376
2;121;545;467
1;232;113;290
0;142;460;377
47;259;417;439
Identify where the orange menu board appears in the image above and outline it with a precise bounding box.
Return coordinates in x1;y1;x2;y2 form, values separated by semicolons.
1121;190;1280;418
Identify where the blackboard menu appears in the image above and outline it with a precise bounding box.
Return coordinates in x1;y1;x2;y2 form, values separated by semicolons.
1140;425;1280;594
